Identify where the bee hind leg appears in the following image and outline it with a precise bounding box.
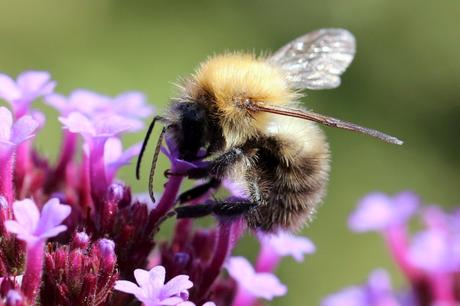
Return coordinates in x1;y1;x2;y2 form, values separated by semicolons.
175;198;257;220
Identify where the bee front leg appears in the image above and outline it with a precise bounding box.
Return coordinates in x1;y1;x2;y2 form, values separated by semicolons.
166;147;250;179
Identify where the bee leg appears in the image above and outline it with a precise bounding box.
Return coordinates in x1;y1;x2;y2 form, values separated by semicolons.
185;147;249;179
175;199;256;220
177;178;221;204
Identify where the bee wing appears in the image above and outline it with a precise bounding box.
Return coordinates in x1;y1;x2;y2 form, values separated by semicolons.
246;102;403;145
268;28;356;90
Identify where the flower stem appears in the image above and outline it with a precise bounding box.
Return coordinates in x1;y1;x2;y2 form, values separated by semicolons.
89;138;108;207
21;240;45;303
232;287;256;306
45;131;77;192
255;244;280;273
0;152;15;206
147;174;184;230
199;220;243;298
384;225;422;281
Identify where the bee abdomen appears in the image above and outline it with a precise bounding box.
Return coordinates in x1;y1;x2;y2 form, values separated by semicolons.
245;137;330;232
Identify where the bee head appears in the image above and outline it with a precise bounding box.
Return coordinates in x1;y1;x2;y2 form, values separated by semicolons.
170;101;210;161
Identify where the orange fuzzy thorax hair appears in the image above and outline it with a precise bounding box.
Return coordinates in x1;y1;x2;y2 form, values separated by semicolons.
190;53;299;147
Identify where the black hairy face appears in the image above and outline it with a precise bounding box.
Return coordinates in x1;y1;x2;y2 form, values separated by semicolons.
172;102;209;161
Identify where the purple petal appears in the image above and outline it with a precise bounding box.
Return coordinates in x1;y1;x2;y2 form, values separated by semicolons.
147;265;167;292
113;91;153;118
35;198;71;237
162;275;193;298
38;225;68;240
10;199;40;234
408;229;460;272
11;115;39;145
104;137;123;165
260;231;315;261
16;71;55;99
226;256;255;283
92;114;143;137
59;112;95;136
248;273;287;300
160;297;187;305
70;89;111;115
321;287;366;306
0;74;20;101
348;192;419;232
0;107;13;141
44;93;70;114
114;280;142;295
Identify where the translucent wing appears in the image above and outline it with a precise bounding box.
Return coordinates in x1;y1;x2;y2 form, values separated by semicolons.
269;28;356;90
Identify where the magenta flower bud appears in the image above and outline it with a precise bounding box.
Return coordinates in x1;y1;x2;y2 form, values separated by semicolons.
5;290;25;306
71;232;90;249
107;182;125;203
97;239;116;271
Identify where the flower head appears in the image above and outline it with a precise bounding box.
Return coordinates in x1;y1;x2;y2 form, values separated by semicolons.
59;112;142;141
5;198;71;245
115;265;193;306
348;191;419;232
226;256;287;300
0;107;39;154
45;89;110;116
0;71;56;116
321;269;399;306
45;89;153;120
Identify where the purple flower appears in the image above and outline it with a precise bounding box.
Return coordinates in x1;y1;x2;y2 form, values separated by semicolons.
59;112;142;141
0;107;39;154
225;256;287;301
255;231;315;274
0;71;56;117
321;269;399;306
5;289;25;306
114;265;194;306
5;198;71;245
45;89;110;116
110;91;153;119
348;191;419;232
45;89;153;120
259;231;315;262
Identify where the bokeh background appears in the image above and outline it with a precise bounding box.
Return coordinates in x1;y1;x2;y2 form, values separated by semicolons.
1;0;459;305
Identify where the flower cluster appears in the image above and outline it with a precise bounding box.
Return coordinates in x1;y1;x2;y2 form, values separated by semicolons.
323;191;460;306
0;70;315;306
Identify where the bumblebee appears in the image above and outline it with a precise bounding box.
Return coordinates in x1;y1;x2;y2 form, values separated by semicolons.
137;29;402;232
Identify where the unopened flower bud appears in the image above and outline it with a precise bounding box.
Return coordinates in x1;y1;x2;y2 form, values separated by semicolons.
96;239;116;271
5;290;24;306
71;232;90;249
107;182;124;203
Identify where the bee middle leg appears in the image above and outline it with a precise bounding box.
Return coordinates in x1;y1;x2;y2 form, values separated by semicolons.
177;177;221;204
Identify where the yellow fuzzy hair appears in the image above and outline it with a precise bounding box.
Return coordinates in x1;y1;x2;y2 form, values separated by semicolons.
191;53;299;147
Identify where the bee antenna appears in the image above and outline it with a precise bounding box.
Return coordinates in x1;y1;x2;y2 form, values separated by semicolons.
136;116;164;180
148;126;167;203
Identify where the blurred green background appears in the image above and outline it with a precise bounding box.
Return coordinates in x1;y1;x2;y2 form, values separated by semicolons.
1;0;460;305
